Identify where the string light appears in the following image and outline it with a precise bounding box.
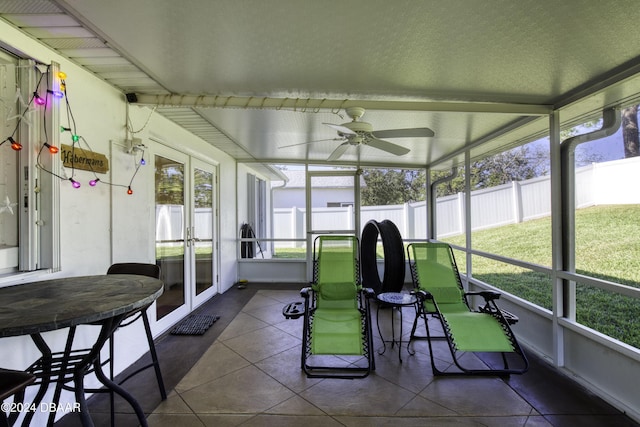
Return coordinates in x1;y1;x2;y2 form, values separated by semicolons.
28;66;143;194
33;92;46;105
8;137;22;151
43;142;59;154
48;89;64;99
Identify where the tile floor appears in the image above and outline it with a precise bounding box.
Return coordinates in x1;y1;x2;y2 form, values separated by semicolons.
57;284;639;427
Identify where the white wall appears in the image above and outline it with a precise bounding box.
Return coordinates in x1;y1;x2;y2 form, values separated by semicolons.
0;19;240;423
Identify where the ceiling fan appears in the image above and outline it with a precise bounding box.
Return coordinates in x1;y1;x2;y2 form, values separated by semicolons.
281;107;434;161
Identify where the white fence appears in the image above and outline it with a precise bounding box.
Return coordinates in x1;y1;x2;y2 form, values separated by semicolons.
273;156;640;244
154;157;640;244
156;206;213;242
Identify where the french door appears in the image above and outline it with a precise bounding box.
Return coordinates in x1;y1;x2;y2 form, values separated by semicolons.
153;145;218;331
306;170;361;278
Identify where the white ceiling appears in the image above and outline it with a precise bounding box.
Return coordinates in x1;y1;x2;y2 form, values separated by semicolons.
2;0;640;170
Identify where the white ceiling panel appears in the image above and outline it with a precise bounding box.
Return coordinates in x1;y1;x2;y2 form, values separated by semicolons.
2;0;640;169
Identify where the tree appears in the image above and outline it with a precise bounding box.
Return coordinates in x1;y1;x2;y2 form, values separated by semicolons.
155;164;184;205
432;145;545;197
361;169;425;205
472;146;539;188
622;105;640;158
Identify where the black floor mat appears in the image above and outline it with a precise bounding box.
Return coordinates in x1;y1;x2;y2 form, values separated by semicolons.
170;314;220;335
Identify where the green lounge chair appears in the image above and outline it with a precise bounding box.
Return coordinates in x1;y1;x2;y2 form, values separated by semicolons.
300;235;375;378
407;242;528;376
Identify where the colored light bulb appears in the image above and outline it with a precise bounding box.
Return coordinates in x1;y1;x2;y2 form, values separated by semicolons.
44;143;59;154
70;178;81;189
140;157;146;165
8;137;22;151
33;92;46;105
72;134;79;142
57;71;67;80
51;90;64;99
127;186;133;195
60;126;71;133
89;179;99;186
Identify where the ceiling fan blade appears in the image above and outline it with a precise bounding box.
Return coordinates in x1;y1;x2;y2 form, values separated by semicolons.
327;142;351;161
279;138;343;149
324;123;357;136
366;137;410;156
372;127;435;139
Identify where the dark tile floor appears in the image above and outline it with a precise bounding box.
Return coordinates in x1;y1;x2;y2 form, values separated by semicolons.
56;283;639;427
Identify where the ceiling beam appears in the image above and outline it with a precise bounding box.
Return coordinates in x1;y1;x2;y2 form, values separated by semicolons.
131;94;552;116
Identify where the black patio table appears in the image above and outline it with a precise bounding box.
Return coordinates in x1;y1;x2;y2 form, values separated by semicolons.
376;291;419;363
0;274;163;427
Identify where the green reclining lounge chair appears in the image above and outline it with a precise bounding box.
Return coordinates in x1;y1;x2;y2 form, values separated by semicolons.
300;235;375;378
407;242;528;376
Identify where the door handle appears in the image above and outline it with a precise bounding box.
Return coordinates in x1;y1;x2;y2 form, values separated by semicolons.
186;226;196;247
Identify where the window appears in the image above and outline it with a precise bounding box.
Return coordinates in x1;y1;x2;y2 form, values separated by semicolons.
360;167;427;242
0;51;60;279
571;109;640;348
436;139;553;309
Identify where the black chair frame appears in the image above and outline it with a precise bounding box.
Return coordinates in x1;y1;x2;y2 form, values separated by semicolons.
0;368;35;427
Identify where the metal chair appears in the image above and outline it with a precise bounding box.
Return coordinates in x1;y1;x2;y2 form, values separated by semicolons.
407;242;528;376
101;263;167;422
0;368;35;427
300;235;375;378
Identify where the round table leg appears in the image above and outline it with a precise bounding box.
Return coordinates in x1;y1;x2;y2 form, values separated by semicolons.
376;304;387;355
397;306;403;363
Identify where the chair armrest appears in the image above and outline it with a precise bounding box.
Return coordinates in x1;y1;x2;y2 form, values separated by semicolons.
466;290;501;301
362;287;376;298
300;287;312;298
411;289;433;300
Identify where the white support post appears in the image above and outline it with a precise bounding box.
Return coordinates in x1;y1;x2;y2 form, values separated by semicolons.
512;181;523;224
549;110;565;368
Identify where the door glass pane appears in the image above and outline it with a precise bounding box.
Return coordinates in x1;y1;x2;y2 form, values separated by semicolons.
155;155;185;319
194;167;213;296
270;166;307;259
310;174;356;233
360;167;428;258
0;54;19;273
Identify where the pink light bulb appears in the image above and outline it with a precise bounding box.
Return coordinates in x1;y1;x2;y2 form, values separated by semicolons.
89;179;99;186
33;93;46;105
70;178;81;189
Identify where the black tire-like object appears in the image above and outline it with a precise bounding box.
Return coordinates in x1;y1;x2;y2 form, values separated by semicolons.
361;219;405;294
